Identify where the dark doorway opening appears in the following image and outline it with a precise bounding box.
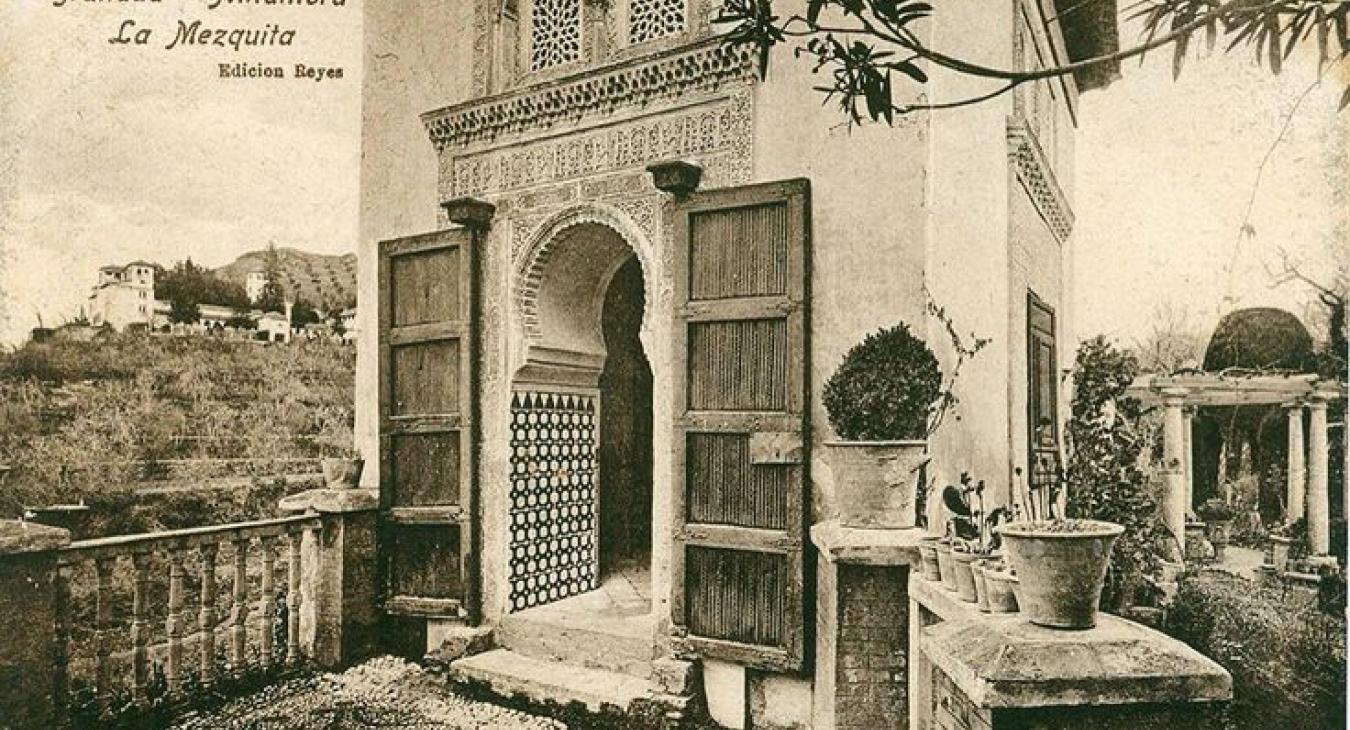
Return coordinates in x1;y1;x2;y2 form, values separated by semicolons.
597;255;653;608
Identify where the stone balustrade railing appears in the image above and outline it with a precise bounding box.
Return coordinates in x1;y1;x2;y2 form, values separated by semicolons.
54;513;322;718
0;488;380;729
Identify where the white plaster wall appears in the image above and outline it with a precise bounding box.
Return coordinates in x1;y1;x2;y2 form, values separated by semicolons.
923;0;1017;503
752;46;931;522
356;0;475;483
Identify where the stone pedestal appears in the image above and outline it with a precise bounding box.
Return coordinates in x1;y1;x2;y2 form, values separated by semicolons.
812;521;925;730
0;520;70;729
910;576;1231;730
279;489;380;668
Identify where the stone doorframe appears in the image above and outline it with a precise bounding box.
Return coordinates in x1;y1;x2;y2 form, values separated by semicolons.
483;201;676;647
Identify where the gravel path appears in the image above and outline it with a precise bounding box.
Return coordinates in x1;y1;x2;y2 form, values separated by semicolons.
169;656;567;730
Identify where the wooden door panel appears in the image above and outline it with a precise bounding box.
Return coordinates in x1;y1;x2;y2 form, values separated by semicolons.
378;228;478;620
672;179;811;672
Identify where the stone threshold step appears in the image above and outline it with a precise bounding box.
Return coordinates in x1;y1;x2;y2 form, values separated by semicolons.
450;648;657;714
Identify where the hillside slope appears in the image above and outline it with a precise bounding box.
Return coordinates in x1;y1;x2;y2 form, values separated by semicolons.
215;247;357;312
0;335;355;533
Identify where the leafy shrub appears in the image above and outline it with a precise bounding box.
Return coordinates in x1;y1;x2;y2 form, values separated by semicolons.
1165;571;1346;730
822;323;941;441
1064;336;1165;610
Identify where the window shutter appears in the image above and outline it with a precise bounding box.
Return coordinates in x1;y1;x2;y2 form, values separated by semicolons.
378;229;478;620
670;179;811;672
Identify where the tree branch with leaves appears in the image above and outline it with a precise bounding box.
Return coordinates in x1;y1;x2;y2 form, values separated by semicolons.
717;0;1350;124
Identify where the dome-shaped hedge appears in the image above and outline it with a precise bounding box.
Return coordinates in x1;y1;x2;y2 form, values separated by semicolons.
823;324;941;441
1203;307;1315;372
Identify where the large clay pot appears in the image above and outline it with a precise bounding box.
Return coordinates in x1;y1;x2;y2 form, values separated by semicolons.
1268;535;1293;572
825;441;928;528
951;550;978;602
997;520;1124;629
321;457;365;489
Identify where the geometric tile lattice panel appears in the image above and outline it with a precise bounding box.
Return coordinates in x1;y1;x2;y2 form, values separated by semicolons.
508;392;599;612
530;0;581;71
629;0;684;45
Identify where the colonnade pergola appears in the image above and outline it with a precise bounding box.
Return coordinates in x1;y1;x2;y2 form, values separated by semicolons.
1128;373;1347;558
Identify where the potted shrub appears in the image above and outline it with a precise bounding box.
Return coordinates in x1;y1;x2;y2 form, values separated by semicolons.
822;323;941;528
1198;498;1236;560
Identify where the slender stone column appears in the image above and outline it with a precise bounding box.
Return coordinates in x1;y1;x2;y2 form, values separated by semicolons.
1182;407;1195;516
1286;403;1306;524
1308;393;1331;555
1162;389;1189;560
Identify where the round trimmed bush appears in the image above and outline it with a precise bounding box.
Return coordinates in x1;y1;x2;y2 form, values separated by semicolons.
823;323;941;441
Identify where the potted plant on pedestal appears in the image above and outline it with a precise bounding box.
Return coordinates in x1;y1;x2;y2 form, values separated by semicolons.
322;447;365;489
822;323;941;528
822;304;989;529
1198;498;1236;560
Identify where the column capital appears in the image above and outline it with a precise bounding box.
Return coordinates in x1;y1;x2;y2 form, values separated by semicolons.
1284;399;1307;411
1160;387;1188;407
1307;389;1334;407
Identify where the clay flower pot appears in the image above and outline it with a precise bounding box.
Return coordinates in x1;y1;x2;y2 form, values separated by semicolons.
1206;520;1231;560
918;537;942;581
825;441;927;528
1268;534;1293;572
935;540;957;592
950;549;978;602
971;562;991;612
321;457;365;489
982;570;1019;613
996;519;1124;629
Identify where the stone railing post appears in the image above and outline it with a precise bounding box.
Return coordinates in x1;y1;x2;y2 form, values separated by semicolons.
279;488;380;668
0;520;70;729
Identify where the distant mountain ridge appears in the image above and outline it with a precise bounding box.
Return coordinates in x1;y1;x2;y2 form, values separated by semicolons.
214;248;357;312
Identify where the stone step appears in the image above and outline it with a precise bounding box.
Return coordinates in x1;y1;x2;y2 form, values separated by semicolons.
495;610;656;679
450;648;657;714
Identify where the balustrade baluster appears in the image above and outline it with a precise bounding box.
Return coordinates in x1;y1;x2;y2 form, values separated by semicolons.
198;543;219;686
165;548;186;696
230;537;249;671
52;565;70;722
285;530;302;664
93;556;114;714
259;536;277;668
130;551;151;706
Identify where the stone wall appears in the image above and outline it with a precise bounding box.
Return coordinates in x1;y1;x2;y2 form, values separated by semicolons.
835;564;910;729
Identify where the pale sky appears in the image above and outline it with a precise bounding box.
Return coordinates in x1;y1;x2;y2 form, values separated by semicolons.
0;3;1344;346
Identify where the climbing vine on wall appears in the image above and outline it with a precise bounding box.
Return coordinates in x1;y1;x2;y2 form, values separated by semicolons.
1064;336;1167;611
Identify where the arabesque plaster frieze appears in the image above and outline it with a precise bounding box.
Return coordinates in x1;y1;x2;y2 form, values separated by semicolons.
424;39;756;152
1008;119;1074;244
444;89;753;199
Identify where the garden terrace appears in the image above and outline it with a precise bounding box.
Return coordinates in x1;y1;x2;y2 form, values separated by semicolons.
1127;373;1346;557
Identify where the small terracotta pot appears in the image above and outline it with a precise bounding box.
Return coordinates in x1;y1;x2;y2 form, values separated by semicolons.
951;550;978;602
918;538;942;581
321;457;364;489
997;520;1124;629
971;562;991;612
983;571;1019;613
935;541;957;592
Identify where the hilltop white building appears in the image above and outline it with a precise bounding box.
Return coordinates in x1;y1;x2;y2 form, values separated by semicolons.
88;262;156;331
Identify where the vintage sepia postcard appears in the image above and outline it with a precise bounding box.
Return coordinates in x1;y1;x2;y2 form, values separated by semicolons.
0;0;1345;727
